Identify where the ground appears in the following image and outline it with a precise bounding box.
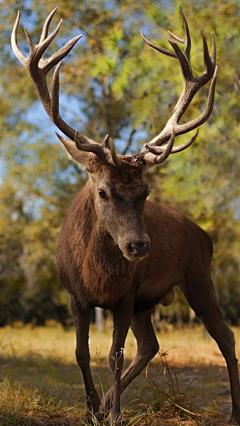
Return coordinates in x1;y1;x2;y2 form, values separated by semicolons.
0;323;239;425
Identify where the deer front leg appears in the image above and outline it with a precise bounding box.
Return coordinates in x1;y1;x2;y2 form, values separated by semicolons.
101;308;159;414
107;296;134;425
71;296;101;420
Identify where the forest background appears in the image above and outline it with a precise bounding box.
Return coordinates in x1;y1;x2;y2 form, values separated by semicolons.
0;0;240;327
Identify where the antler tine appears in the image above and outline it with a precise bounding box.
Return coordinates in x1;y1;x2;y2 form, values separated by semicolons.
168;39;192;80
42;34;82;74
23;26;35;52
180;6;191;59
154;130;175;164
107;136;122;168
146;128;199;156
11;12;27;64
72;131;115;166
34;19;63;66
167;30;185;44
168;128;199;154
211;34;217;65
141;31;176;59
168;7;191;59
135;8;217;169
201;30;216;74
39;7;57;43
12;9;122;168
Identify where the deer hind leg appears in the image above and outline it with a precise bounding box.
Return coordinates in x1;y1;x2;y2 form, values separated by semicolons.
181;278;240;425
71;296;101;420
101;308;159;415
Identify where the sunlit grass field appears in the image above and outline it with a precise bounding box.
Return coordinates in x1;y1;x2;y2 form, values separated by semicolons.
0;323;240;425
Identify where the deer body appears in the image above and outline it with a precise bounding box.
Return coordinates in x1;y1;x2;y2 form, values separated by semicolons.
12;8;240;425
57;170;212;313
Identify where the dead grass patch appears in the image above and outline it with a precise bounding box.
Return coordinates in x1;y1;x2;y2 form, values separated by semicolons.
0;324;239;425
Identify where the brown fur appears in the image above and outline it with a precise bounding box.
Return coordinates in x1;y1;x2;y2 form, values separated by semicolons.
56;180;137;309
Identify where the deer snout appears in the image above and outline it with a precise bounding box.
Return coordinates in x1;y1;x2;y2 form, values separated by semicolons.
128;242;150;258
118;231;150;262
119;235;150;262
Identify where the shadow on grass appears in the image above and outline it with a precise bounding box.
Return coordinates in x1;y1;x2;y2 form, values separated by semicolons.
0;352;232;426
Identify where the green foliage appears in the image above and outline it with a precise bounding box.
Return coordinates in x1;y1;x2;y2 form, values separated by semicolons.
0;0;240;324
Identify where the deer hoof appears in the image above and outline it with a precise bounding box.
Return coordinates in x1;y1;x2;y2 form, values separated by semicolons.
228;414;240;425
108;413;127;426
86;412;106;424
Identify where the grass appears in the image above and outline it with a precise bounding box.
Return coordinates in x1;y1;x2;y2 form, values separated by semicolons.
0;323;240;425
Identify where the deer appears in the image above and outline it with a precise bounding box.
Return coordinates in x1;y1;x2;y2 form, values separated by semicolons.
11;7;240;425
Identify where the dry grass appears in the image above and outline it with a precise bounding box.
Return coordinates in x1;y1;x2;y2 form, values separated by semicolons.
0;322;240;425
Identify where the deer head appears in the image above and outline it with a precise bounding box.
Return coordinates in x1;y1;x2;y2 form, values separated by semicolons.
11;7;217;262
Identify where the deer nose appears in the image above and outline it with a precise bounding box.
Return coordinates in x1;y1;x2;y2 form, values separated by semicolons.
128;242;150;258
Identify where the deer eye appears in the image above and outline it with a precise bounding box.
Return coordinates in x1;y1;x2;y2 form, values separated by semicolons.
98;189;108;200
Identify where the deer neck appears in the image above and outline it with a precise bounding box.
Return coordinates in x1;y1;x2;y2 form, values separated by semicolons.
77;181;136;308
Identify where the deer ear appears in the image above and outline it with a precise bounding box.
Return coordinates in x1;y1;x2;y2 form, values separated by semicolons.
56;133;98;173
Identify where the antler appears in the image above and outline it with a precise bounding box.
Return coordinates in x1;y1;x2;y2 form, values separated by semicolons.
12;8;217;171
135;7;217;167
11;8;122;168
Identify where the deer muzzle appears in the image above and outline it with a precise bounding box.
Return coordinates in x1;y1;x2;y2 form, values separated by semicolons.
119;235;151;262
128;242;150;258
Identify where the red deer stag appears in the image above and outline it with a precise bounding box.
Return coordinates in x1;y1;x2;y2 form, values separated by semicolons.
12;8;240;425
